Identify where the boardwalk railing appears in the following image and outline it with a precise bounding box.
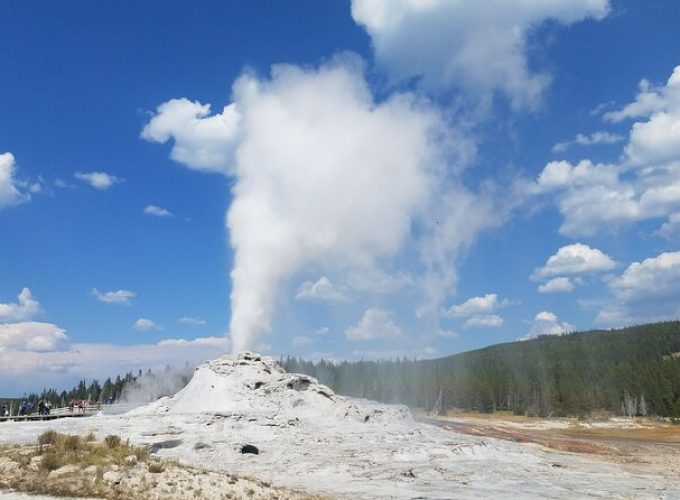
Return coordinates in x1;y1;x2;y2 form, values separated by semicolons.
0;402;144;422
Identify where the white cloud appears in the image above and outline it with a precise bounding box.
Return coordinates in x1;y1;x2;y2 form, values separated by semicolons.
533;243;615;280
351;0;609;110
92;288;136;305
143;57;494;352
0;152;30;209
597;251;680;325
535;66;680;237
313;326;330;336
133;318;162;331
141;98;241;175
464;314;504;328
144;205;172;217
538;277;575;293
519;311;575;340
292;335;313;347
0;288;41;322
295;277;348;302
604;67;680;123
0;330;230;394
0;322;68;352
436;329;458;339
444;293;507;318
345;308;403;340
54;178;74;189
532;160;639;236
552;131;624;153
179;316;207;326
74;171;122;190
155;336;228;348
657;212;680;239
623;80;680;170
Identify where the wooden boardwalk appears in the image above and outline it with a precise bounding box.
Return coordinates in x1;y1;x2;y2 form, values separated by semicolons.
0;406;101;422
0;403;141;422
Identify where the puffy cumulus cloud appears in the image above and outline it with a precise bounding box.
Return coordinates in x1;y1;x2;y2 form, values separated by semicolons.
345;308;403;340
144;205;172;217
0;322;68;352
614;66;680;172
597;251;680;325
534;160;620;192
538;277;575;293
351;0;609;110
141;98;240;174
444;293;508;318
0;152;31;209
532;243;615;280
463;314;503;328
552;131;624;153
133;318;162;331
295;277;348;302
519;311;575;341
179;316;207;326
0;334;230;394
0;288;41;322
535;66;680;237
532;160;639;236
143;57;496;352
92;288;135;305
604;66;680;123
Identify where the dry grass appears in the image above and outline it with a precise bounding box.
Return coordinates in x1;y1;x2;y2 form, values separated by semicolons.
33;430;149;468
0;431;329;500
147;460;165;473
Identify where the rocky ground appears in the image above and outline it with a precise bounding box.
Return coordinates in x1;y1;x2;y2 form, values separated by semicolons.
0;439;324;500
2;353;679;499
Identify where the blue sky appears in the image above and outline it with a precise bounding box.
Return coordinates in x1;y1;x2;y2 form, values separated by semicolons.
1;0;680;394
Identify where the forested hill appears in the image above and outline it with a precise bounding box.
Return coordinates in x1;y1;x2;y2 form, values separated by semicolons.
284;321;680;418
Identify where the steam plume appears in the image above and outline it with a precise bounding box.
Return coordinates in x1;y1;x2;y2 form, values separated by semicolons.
142;56;492;352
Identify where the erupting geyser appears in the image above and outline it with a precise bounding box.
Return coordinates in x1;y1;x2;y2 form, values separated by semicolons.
142;59;492;354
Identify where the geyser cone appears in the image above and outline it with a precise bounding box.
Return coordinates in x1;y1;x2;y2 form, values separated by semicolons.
133;352;410;426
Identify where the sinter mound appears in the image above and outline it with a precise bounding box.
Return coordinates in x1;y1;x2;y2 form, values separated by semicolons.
134;352;411;426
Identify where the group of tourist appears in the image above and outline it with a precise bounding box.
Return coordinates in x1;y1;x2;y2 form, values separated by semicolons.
0;399;93;418
19;399;52;415
0;399;55;418
68;399;87;414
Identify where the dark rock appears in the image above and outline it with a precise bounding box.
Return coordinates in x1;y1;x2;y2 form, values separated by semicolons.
240;444;259;455
149;439;183;453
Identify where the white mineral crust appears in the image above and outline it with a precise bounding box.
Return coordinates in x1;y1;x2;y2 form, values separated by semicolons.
1;352;677;499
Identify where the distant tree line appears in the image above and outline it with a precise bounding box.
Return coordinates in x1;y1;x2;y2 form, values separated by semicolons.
5;321;680;419
283;321;680;418
1;364;193;416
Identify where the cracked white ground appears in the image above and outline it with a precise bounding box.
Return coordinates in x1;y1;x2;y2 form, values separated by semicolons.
0;353;677;499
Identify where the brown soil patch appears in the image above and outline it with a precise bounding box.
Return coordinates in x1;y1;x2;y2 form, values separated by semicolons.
422;418;608;454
